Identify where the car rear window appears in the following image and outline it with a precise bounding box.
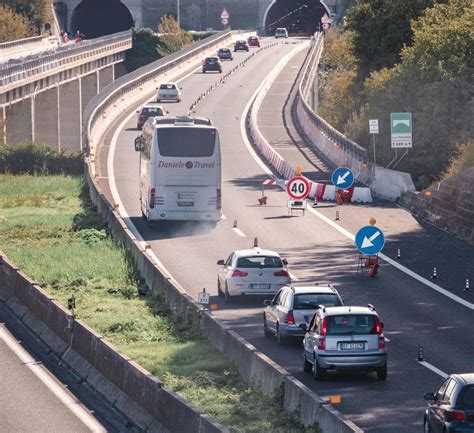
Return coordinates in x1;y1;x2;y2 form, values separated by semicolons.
157;127;216;157
142;107;163;116
326;314;377;335
219;48;230;53
160;84;176;90
206;58;218;62
459;385;474;408
293;294;342;310
236;256;283;268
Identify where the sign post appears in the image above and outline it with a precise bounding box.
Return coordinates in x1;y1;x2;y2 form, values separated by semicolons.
198;288;210;308
391;113;412;148
369;119;379;164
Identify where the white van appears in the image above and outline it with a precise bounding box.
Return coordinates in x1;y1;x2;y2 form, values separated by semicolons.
275;28;288;38
156;82;182;103
134;116;222;222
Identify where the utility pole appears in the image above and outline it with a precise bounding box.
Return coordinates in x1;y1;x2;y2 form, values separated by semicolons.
177;0;181;27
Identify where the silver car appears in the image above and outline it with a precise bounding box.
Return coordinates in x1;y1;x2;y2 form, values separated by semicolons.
302;305;388;380
217;248;291;302
263;284;343;345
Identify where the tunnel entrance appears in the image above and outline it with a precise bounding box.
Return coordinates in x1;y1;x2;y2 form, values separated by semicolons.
71;0;134;39
264;0;329;36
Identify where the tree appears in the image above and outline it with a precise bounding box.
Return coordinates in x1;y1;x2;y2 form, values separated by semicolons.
0;0;47;29
156;15;193;57
346;0;447;81
125;28;162;72
0;4;30;43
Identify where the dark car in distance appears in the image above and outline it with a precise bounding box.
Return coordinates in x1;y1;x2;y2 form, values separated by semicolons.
136;104;166;130
234;40;249;52
217;48;233;61
202;56;222;73
247;36;260;47
424;373;474;433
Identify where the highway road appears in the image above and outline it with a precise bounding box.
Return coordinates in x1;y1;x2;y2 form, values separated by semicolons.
97;37;474;432
0;303;133;433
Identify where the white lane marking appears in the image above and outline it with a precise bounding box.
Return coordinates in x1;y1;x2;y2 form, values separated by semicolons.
384;337;390;342
232;227;246;237
289;272;299;281
221;214;226;220
418;360;448;379
0;326;106;433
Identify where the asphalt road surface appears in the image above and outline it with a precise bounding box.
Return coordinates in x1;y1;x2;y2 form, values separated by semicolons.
98;37;474;433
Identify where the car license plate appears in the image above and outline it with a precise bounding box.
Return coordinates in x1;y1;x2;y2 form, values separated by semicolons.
340;342;365;350
178;201;194;207
252;284;270;290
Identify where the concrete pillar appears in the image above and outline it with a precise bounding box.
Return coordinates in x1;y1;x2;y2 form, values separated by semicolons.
81;72;98;110
34;87;59;149
1;106;6;145
5;98;33;144
114;62;128;80
98;66;114;92
59;80;81;152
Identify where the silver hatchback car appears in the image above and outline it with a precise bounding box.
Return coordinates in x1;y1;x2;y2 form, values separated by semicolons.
263;284;343;345
302;305;388;380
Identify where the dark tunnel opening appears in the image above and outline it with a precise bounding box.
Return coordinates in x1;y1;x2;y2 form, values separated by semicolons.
265;0;329;36
71;0;134;39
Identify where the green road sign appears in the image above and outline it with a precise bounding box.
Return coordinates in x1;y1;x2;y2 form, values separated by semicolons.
391;112;412;148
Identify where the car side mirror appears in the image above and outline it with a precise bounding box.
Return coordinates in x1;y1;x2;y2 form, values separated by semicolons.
216;259;225;266
282;259;288;265
134;136;144;152
424;392;435;401
263;300;272;306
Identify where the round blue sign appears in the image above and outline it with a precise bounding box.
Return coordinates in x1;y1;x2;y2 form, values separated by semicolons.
331;167;354;189
355;225;385;255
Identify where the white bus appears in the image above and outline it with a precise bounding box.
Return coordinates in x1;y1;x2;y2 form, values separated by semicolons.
134;116;222;222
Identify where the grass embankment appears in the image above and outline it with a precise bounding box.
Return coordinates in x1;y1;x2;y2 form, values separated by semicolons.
0;174;318;433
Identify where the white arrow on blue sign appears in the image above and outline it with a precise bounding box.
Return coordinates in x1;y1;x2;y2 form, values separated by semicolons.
331;167;354;189
355;225;385;255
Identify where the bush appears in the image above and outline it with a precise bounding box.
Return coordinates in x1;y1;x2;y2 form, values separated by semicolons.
125;28;162;72
0;143;83;175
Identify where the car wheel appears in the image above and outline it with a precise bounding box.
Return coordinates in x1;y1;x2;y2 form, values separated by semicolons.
376;364;387;381
303;352;312;373
276;324;286;345
312;355;326;380
224;284;231;303
177;99;181;103
263;314;272;338
423;418;432;433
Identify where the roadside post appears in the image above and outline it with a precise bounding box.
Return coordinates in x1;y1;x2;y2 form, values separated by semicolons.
369;119;379;164
355;218;385;277
198;288;210;310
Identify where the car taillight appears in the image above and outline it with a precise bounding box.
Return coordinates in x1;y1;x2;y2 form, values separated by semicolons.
273;270;289;277
317;337;326;350
284;310;295;325
446;410;466;421
149;188;156;209
375;317;382;335
231;269;248;278
217;188;222;209
320;317;328;336
378;336;386;349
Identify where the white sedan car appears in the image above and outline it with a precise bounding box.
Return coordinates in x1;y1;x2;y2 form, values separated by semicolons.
156;82;181;103
217;248;291;302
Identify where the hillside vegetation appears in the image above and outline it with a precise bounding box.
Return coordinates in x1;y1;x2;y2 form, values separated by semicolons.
319;0;473;188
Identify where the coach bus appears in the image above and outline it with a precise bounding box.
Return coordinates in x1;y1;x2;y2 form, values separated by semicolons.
134;116;222;222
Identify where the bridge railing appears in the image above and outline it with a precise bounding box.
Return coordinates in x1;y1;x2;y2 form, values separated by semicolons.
0;30;132;87
0;36;43;52
83;29;233;152
298;34;369;166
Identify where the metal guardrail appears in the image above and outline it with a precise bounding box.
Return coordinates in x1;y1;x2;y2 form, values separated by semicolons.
83;29;233;152
0;36;43;51
298;34;369;164
0;30;132;86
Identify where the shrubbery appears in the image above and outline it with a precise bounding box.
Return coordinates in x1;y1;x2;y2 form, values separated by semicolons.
0;143;83;175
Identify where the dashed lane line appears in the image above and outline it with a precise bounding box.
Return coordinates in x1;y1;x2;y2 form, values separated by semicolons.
418;361;448;379
232;227;246;237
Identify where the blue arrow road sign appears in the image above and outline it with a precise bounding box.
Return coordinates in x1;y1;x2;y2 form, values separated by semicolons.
331;167;354;189
355;226;385;255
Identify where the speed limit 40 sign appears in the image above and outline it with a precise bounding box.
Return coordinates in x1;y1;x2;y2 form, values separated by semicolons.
286;176;310;200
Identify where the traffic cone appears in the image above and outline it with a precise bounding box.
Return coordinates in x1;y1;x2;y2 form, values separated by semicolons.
464;278;470;291
431;267;438;279
233;220;237;228
417;346;424;362
254;237;258;247
335;211;340;221
312;195;318;207
396;249;401;260
368;263;378;277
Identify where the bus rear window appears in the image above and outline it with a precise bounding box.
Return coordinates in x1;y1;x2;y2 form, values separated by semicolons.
157;128;216;157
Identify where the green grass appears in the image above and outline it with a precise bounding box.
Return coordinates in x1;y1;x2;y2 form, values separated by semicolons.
0;174;319;433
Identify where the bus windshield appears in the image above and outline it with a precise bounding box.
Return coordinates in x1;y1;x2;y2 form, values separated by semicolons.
157;128;216;157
